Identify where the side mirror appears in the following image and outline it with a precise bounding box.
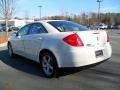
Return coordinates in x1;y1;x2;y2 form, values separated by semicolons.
16;32;21;38
11;32;17;37
16;32;18;37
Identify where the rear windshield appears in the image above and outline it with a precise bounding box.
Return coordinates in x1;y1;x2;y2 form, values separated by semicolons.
48;21;89;32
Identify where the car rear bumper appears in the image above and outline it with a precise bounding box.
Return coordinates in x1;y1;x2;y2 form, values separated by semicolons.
56;44;112;68
60;58;110;69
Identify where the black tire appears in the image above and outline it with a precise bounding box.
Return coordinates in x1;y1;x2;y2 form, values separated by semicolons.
41;51;58;78
8;43;15;58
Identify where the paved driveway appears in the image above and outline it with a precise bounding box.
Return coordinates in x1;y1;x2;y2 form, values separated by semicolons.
0;30;120;90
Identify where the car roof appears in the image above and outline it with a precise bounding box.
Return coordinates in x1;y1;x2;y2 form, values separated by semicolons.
36;20;67;23
25;20;72;33
33;20;64;33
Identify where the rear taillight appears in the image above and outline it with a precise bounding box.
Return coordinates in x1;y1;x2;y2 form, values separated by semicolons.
107;32;110;42
63;33;84;47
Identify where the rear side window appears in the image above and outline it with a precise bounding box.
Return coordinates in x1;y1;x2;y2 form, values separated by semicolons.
29;23;47;34
48;21;89;32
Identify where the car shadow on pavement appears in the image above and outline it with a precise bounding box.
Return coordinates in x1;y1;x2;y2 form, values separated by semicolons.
0;49;91;78
0;49;45;77
0;49;106;78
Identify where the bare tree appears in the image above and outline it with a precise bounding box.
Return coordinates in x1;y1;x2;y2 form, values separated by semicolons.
0;0;17;32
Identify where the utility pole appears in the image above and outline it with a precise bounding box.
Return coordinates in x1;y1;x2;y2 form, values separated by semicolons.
97;0;103;25
38;5;42;20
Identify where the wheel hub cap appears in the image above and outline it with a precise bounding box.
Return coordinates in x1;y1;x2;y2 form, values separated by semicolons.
42;55;54;76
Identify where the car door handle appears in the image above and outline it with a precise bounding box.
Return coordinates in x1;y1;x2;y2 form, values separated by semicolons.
17;36;21;39
37;37;42;40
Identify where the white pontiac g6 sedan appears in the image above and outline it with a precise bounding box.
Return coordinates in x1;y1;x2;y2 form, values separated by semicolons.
8;20;112;77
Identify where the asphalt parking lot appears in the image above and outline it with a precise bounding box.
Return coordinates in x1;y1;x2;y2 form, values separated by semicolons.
0;30;120;90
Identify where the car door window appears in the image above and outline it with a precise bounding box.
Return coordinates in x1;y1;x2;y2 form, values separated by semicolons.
18;24;30;36
29;23;47;34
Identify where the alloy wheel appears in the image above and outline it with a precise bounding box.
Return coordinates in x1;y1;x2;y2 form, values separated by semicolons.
42;55;54;77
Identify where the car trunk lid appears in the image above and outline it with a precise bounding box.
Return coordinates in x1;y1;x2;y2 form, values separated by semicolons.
75;30;107;48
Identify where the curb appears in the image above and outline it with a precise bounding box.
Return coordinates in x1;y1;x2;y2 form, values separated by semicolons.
0;42;7;48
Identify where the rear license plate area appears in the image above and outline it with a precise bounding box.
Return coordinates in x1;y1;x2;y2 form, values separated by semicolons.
95;50;103;58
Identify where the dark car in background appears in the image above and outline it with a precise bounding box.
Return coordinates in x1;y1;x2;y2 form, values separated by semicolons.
111;24;120;29
8;26;20;32
0;25;20;32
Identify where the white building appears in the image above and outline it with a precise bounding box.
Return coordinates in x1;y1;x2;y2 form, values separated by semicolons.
0;19;34;27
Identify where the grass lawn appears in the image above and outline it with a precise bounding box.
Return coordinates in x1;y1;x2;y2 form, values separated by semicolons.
0;32;8;44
